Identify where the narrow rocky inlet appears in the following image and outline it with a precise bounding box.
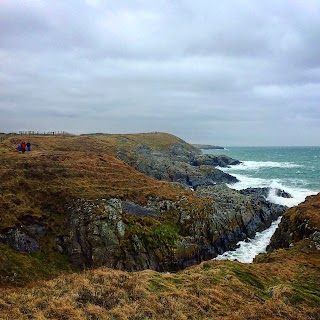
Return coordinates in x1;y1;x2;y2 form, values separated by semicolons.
214;216;282;263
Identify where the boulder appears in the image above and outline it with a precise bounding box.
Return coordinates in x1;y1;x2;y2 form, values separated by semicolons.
240;187;292;199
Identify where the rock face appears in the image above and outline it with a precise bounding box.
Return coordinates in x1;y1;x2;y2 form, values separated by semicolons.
240;187;292;199
192;154;241;167
61;198;177;270
117;143;240;189
268;193;320;251
0;227;42;253
61;185;287;271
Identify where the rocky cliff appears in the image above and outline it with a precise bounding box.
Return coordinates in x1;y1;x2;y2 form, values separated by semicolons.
59;184;287;271
117;143;240;189
0;133;288;280
267;193;320;251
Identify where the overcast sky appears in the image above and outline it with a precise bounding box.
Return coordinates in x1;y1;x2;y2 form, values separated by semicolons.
1;0;320;146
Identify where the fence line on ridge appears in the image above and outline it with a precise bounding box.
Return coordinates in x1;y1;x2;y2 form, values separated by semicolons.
0;131;69;142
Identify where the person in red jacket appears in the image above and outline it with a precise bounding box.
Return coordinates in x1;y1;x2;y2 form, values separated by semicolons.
21;140;26;153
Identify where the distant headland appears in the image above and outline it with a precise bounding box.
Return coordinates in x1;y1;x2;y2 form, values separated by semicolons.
192;144;225;150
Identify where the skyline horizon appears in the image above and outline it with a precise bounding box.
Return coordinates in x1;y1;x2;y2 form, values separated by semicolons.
1;1;320;147
2;129;320;147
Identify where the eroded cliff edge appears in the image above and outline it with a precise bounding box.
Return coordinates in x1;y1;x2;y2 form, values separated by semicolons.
0;133;288;281
59;184;286;271
267;193;320;252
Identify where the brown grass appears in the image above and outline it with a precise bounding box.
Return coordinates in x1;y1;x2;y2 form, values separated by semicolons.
0;243;319;320
0;134;319;319
0;135;196;228
0;134;208;286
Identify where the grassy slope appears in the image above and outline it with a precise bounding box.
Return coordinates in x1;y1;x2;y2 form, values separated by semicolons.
0;241;319;319
0;134;202;285
0;134;195;227
82;132;197;154
0;134;319;319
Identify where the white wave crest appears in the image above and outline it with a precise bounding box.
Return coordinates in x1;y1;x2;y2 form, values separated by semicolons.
227;175;316;207
223;160;302;171
227;173;269;190
266;181;317;207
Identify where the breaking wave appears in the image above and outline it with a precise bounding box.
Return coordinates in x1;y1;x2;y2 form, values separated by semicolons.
214;217;282;263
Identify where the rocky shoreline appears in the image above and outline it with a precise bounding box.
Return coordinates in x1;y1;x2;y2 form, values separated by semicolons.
0;134;293;273
192;144;225;150
58;183;288;271
117;142;240;189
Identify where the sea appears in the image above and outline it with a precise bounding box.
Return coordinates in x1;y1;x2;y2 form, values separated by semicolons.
202;146;320;263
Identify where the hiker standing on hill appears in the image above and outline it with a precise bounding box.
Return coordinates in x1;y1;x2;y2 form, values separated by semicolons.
21;140;26;153
26;141;31;151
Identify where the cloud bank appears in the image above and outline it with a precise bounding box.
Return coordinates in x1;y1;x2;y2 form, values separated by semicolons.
1;0;320;145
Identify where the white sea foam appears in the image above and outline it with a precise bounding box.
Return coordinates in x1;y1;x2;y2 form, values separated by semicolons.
214;217;282;263
222;160;302;171
226;173;269;190
266;181;317;207
225;173;316;208
210;149;319;263
213;169;317;263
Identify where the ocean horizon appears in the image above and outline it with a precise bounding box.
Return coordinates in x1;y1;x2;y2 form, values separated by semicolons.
203;146;320;206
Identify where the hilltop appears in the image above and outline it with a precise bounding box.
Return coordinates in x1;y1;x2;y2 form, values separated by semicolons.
192;143;225;150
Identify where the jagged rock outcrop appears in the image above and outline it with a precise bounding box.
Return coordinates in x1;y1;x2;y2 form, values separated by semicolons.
192;154;241;167
61;198;177;270
195;185;286;238
240;187;292;199
60;185;287;271
267;193;320;251
117;144;239;189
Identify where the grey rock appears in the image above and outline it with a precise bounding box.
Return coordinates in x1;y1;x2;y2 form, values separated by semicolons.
0;228;40;253
192;154;241;167
60;188;286;271
240;187;292;199
169;143;200;162
116;142;239;188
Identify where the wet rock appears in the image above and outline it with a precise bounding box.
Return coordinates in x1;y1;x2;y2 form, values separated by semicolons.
240;187;292;199
196;184;287;240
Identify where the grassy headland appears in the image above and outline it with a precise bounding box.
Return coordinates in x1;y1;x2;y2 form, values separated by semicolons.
0;133;319;319
0;133;204;284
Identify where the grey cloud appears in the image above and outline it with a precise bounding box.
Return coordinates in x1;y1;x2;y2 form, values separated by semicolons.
1;0;320;145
